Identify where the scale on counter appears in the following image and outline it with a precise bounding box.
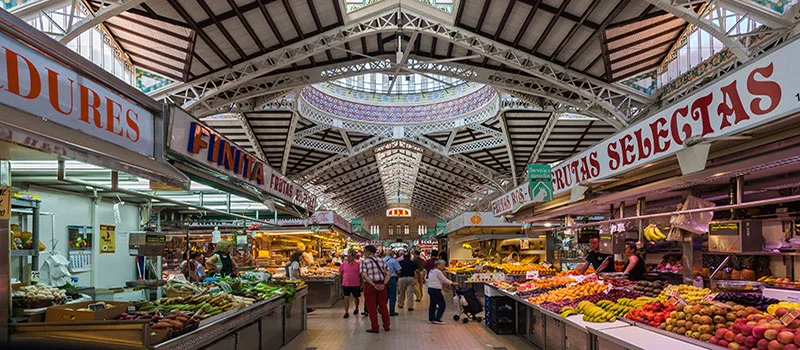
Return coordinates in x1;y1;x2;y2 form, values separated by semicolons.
128;231;166;256
707;220;763;253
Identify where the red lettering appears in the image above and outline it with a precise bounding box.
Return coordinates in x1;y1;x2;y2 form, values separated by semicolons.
125;110;140;142
554;168;565;190
669;106;690;146
747;62;781;115
633;128;651;161
607;142;620;171
690;93;714;136
46;69;73;115
717;80;751;129
620;134;635;167
79;85;102;127
105;97;123;136
589;152;600;178
649;117;670;154
578;157;590;181
4;48;40;99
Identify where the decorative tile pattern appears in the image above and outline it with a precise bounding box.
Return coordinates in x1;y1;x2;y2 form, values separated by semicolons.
300;85;497;123
619;70;658;96
136;68;175;94
659;48;734;97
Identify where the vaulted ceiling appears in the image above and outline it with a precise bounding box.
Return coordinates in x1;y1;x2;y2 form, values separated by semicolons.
12;0;792;219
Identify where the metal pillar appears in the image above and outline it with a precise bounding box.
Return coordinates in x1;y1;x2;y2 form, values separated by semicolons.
636;197;646;243
1;160;9;345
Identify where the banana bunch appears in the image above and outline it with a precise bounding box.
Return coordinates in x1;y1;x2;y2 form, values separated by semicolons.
576;301;616;323
597;300;633;317
643;224;667;241
617;297;656;308
560;306;578;318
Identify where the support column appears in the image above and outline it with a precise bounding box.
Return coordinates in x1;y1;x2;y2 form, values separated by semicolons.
1;160;9;345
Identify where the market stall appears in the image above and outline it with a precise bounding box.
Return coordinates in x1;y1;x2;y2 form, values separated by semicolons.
250;210;356;308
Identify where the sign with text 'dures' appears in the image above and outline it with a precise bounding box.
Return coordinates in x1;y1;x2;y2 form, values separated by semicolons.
550;39;800;196
0;31;154;157
168;107;317;212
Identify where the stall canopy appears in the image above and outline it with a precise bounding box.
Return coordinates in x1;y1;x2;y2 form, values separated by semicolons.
444;211;522;237
166;106;317;217
0;10;187;188
256;210;367;241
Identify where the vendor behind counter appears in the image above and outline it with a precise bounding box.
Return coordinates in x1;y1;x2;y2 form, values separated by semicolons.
578;236;616;274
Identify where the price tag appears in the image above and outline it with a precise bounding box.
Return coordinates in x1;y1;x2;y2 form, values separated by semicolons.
710;301;732;309
88;303;107;311
541;262;553;269
0;186;11;220
781;308;800;326
526;270;540;280
169;274;188;282
702;292;719;303
665;286;679;298
668;295;687;306
30;271;40;282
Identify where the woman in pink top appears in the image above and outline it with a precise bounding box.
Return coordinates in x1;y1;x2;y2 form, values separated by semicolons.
339;252;362;318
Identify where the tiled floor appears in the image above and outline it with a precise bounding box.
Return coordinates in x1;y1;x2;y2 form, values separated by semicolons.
283;288;533;350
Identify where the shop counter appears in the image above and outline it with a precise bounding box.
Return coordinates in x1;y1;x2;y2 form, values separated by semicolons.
304;275;341;308
588;325;708;350
561;315;630;350
8;286;308;350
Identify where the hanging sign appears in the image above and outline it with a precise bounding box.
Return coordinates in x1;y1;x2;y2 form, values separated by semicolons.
551;39;800;196
168;107;317;211
351;218;363;232
491;183;531;216
0;186;10;220
528;164;553;201
386;208;411;217
0;31;154;157
100;225;116;254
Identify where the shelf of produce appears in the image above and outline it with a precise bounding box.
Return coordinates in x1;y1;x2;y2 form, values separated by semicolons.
561;314;631;332
632;322;725;350
589;324;710;350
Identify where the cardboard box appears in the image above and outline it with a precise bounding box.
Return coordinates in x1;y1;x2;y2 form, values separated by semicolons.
45;301;130;322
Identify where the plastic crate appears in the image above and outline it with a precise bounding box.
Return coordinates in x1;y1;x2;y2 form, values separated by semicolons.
489;322;514;335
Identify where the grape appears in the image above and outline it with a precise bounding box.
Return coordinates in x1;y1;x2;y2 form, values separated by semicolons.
713;292;779;311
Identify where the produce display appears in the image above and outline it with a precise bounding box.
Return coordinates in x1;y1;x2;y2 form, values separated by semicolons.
572;301;618;322
626;301;677;328
714;293;780;312
528;281;608;305
155;292;254;318
657;284;710;303
662;302;763;343
12;284;67;309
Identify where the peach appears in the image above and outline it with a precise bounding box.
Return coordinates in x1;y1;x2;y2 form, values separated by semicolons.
719;328;732;338
768;340;784;350
758;338;770;350
709;336;719;344
765;329;779;340
743;325;755;336
776;307;790;318
728;342;740;350
787;345;799;350
795;332;800;346
745;336;758;347
727;330;739;342
781;332;796;345
719;340;729;348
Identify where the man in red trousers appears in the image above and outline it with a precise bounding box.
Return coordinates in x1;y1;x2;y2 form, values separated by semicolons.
359;244;391;333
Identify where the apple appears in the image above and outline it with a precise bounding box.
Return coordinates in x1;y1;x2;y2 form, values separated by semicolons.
754;326;768;339
734;324;744;334
719;328;732;338
786;345;799;350
780;332;796;345
727;331;739;342
776;307;790;318
710;336;720;345
758;338;770;350
768;340;784;350
794;332;800;346
743;325;755;336
789;320;800;329
719;340;729;348
766;329;780;340
728;342;741;350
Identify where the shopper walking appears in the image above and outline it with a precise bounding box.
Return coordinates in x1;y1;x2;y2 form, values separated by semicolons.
412;250;425;301
427;260;458;324
339;252;361;318
397;252;417;311
287;252;315;314
360;245;391;333
383;250;401;316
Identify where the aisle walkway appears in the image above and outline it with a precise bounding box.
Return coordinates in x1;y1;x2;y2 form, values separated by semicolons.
283;289;531;350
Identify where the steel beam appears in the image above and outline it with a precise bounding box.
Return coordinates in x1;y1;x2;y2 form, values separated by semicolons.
281;113;299;174
528;112;558;164
236;113;267;162
58;0;149;44
498;113;518;186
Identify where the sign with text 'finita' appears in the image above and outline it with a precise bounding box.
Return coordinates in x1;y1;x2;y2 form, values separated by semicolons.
168;107;317;212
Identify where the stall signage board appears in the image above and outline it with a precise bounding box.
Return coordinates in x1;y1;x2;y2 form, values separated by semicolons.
0;186;10;220
351;218;362;233
169;108;316;212
0;31;154;157
435;221;446;236
549;39;800;195
99;225;115;254
526;270;539;280
491;183;530;216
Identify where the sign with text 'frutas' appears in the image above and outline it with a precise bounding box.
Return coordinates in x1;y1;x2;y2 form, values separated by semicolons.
0;31;154;157
169;108;317;212
550;39;800;195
